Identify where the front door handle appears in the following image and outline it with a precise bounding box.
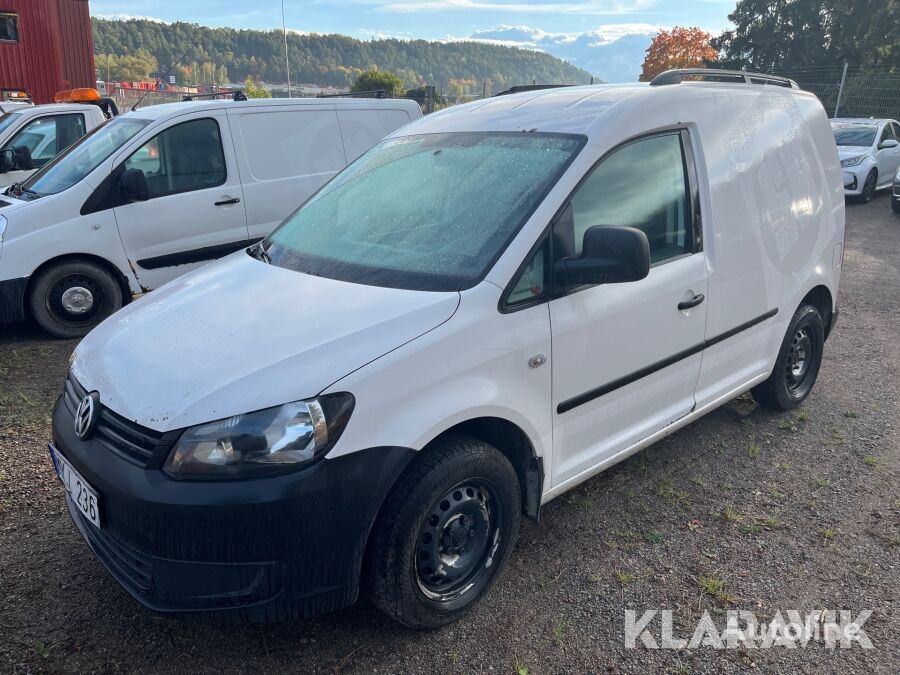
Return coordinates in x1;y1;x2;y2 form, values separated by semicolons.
678;293;705;310
215;197;240;206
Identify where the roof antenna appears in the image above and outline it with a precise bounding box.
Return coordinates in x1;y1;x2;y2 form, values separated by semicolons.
131;49;192;112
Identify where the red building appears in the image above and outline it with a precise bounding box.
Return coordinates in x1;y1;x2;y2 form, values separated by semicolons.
0;0;96;104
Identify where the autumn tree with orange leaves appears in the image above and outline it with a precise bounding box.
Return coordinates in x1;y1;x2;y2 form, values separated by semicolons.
639;27;719;82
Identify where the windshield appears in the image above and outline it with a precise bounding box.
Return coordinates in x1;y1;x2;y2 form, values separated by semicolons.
0;111;23;136
833;125;877;147
264;132;584;291
21;117;150;196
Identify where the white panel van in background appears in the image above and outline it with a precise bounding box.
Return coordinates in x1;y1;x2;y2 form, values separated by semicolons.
0;97;421;336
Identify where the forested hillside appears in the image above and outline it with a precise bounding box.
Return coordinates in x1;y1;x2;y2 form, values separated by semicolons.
91;19;593;93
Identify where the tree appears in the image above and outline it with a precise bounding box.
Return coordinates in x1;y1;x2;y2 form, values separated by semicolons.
351;69;406;97
712;0;899;71
243;77;271;99
639;27;718;82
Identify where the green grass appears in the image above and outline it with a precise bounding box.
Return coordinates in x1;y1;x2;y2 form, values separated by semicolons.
571;493;594;511
696;576;739;604
552;620;568;642
615;569;638;586
864;455;878;467
748;443;761;459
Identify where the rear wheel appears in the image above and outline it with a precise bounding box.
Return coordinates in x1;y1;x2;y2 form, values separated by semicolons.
29;260;124;338
752;303;824;411
364;435;521;629
859;170;877;203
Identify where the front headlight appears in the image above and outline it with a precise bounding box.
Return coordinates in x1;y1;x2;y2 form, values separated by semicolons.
0;214;7;243
840;156;865;168
164;393;354;479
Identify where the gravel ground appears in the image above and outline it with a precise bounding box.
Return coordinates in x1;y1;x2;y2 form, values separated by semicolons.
1;195;898;675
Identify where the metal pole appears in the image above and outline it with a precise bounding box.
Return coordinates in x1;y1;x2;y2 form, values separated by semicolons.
282;0;292;98
834;61;848;118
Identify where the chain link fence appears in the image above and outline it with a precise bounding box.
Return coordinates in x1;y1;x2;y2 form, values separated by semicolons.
774;64;900;119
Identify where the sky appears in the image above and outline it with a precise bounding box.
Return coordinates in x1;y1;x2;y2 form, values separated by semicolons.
90;0;740;82
90;0;738;41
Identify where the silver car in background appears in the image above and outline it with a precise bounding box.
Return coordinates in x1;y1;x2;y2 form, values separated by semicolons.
831;118;900;203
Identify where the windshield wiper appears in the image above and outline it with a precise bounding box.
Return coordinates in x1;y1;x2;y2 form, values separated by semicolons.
7;182;40;200
247;240;270;264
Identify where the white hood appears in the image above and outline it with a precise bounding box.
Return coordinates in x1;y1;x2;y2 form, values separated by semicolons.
72;252;460;432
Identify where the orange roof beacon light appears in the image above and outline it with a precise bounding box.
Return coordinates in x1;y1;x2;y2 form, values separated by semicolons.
54;88;102;104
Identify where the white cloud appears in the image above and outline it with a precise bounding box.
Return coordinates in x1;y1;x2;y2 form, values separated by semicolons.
371;0;656;15
454;22;667;82
95;14;170;23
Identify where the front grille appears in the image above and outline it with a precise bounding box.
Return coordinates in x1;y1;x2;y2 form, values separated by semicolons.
67;497;153;595
63;373;180;468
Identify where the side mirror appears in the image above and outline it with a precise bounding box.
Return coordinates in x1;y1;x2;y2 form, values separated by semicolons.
11;145;33;171
879;138;899;150
119;168;149;202
555;226;650;287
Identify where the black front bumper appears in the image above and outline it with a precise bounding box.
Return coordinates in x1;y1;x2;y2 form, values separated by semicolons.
52;396;415;620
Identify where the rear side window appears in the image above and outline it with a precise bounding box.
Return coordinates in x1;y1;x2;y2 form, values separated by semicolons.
123;118;226;199
338;109;412;162
1;114;86;168
569;133;693;264
236;110;344;181
0;12;17;42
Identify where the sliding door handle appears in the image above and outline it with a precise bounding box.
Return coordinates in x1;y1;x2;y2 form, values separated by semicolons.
215;197;241;206
678;293;705;310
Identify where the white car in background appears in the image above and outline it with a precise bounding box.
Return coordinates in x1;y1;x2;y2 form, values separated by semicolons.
831;118;900;202
0;96;421;337
0;99;109;188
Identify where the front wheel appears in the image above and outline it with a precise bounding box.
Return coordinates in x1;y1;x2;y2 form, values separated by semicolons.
859;170;877;203
752;303;825;411
364;435;521;629
892;197;900;214
28;260;124;339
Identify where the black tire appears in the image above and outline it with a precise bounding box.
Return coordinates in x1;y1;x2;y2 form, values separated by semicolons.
364;435;521;629
29;260;124;339
858;170;877;203
752;303;825;411
892;198;900;214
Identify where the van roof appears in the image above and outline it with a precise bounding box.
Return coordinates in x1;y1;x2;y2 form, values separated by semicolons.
122;96;421;122
399;82;818;137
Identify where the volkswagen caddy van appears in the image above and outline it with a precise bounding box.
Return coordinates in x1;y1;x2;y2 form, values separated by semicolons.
49;70;844;629
0;96;421;337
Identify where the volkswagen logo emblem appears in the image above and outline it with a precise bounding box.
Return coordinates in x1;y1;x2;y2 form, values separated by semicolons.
74;393;101;440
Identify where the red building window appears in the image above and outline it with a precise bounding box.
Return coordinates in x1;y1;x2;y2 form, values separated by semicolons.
0;12;18;42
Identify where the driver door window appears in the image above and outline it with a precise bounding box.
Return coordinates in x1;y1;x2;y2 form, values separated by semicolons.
2;113;86;168
566;132;694;266
123;118;226;199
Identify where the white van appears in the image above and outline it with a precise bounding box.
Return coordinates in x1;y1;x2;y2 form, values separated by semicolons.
0;98;111;188
50;71;843;629
0;96;421;336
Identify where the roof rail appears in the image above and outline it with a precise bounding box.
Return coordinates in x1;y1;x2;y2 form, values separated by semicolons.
494;84;574;97
650;69;799;90
317;89;386;99
181;90;248;102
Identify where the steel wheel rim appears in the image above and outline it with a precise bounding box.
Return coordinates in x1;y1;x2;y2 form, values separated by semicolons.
785;326;814;396
415;479;502;602
48;274;104;325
